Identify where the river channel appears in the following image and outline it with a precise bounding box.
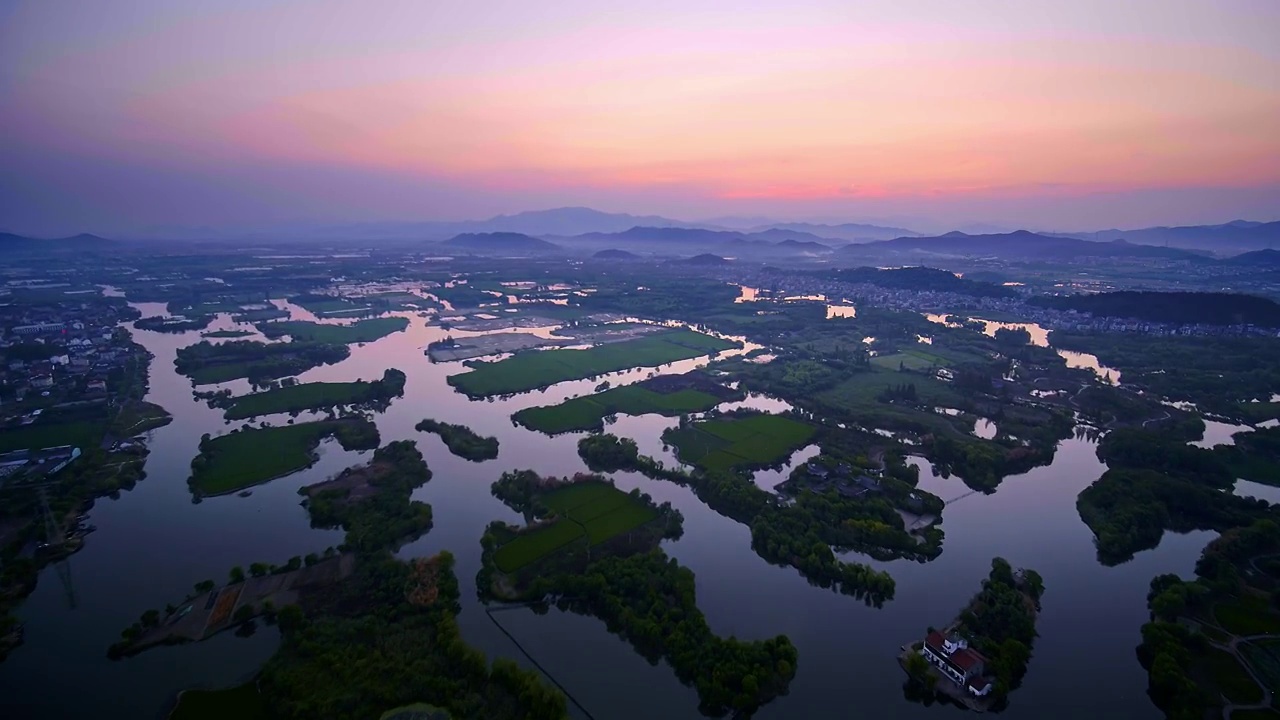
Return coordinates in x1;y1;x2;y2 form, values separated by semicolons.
0;303;1211;719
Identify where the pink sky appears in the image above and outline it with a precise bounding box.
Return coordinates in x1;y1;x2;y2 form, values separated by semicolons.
2;0;1278;235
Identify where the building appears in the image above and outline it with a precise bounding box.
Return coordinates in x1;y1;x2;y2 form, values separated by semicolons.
11;322;64;335
921;631;993;697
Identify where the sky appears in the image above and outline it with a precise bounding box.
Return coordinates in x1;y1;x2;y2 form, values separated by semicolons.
2;0;1278;237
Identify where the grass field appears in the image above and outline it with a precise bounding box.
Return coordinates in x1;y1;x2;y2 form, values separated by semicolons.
870;348;952;371
514;384;726;434
448;329;738;397
1215;594;1280;636
492;482;657;573
224;380;381;419
169;682;273;720
0;420;103;453
663;414;815;472
256;317;408;343
1203;647;1263;704
189;419;369;495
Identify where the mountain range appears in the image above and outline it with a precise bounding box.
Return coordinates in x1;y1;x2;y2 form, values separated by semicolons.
839;230;1209;261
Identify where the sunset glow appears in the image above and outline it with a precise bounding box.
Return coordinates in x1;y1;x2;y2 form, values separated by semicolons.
2;0;1278;234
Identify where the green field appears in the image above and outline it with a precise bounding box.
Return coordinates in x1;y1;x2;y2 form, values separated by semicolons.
189;419;376;496
663;414;815;472
1215;594;1280;636
225;374;401;420
1240;640;1280;704
0;420;103;454
514;384;726;434
256;317;409;344
492;482;657;572
169;682;273;720
447;329;738;397
870;348;952;371
1203;647;1263;704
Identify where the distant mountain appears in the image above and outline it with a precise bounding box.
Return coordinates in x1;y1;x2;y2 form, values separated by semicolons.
440;232;560;255
471;207;687;236
776;238;832;253
1069;220;1280;254
592;248;640;260
750;222;918;243
841;230;1206;261
1226;248;1280;266
0;232;117;252
1031;291;1280;327
747;228;836;245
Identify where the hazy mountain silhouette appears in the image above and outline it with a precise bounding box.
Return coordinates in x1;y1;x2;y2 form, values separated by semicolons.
751;222;918;242
593;248;640;260
0;232;117;251
842;230;1207;260
1065;220;1280;253
440;232;560;255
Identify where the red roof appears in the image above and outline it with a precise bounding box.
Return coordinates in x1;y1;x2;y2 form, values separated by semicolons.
951;648;985;672
967;677;991;692
925;631;946;652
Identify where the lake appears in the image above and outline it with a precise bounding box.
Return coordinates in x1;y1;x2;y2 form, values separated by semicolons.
0;306;1211;719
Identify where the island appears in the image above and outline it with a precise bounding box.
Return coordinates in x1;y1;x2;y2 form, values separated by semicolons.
187;417;380;497
414;418;499;461
256;317;409;343
213;368;407;419
901;558;1044;711
477;470;796;716
174;339;350;386
513;370;744;434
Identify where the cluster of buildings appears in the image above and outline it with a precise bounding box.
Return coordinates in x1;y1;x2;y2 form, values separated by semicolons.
0;303;140;408
921;630;993;697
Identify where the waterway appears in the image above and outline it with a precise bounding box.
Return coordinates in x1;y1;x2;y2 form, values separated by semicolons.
0;304;1214;720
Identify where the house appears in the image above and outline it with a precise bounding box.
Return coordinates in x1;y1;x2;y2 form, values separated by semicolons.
87;379;107;393
805;462;829;479
920;631;993;697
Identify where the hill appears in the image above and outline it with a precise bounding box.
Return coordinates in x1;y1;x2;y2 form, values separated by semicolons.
592;248;640;260
440;232;560;255
1225;248;1280;267
1031;291;1280;327
751;222;917;242
0;232;117;251
678;253;731;266
823;266;1016;298
842;230;1205;261
1076;220;1280;254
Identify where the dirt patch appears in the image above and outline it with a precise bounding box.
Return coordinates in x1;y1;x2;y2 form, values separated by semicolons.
406;556;442;607
303;462;395;504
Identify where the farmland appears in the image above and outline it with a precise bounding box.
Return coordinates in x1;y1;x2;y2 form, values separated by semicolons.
255;317;409;344
447;329;739;397
188;417;380;496
222;369;406;419
492;482;659;573
513;372;741;434
663;413;816;473
869;348;952;371
0;420;103;454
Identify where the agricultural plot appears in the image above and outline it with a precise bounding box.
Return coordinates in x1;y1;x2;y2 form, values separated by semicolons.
448;329;738;397
188;418;378;496
870;348;951;371
1240;640;1280;700
492;483;657;573
514;373;738;434
663;414;815;473
0;420;103;454
256;317;408;344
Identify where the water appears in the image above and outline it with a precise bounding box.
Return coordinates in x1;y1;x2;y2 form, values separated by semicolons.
924;313;1122;385
1192;420;1253;449
0;306;1213;720
1235;478;1280;504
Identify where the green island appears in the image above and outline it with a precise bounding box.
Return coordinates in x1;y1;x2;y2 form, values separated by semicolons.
188;417;380;497
901;558;1044;712
477;470;797;716
1137;520;1280;720
662;411;816;473
201;329;254;338
414;418;499;461
446;328;739;397
513;370;743;434
256;317;410;344
286;292;376;317
1077;426;1276;565
135;314;214;333
174;340;350;386
216;369;407;419
115;441;568;719
577;433;908;603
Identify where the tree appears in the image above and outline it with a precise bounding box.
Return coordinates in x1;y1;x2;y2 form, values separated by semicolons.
249;562;269;577
228;566;245;583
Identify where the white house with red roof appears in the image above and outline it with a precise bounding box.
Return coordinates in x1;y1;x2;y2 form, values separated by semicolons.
921;631;994;697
